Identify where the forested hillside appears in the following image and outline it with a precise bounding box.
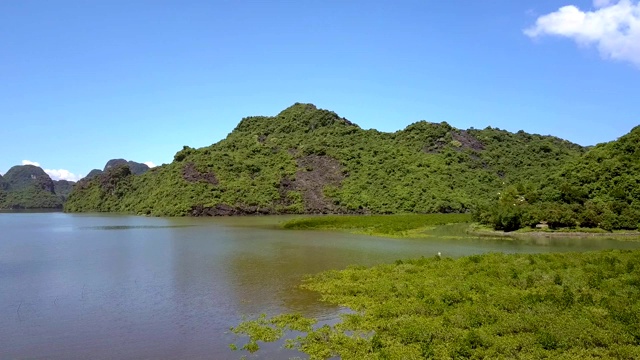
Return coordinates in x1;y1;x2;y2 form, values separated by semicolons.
475;126;640;231
65;103;585;216
0;165;63;209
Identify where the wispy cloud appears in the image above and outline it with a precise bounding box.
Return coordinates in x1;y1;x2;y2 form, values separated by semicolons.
524;0;640;67
144;161;157;168
22;159;82;182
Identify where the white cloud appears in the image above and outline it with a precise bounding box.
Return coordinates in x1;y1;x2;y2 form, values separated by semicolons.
524;0;640;66
22;160;41;167
44;169;82;182
144;161;157;168
21;160;82;181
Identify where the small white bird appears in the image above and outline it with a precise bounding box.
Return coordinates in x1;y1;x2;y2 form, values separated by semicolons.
437;252;442;257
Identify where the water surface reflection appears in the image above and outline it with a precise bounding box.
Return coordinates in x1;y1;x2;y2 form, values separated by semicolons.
1;213;639;359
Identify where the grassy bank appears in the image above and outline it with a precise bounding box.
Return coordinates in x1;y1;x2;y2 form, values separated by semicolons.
468;224;640;240
281;213;472;238
231;250;640;359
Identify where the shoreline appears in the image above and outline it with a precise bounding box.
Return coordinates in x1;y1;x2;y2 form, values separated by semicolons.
469;227;640;239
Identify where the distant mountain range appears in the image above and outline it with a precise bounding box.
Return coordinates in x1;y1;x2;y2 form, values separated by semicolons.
0;159;150;209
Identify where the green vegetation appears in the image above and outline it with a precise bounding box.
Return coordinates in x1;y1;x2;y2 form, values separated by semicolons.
65;103;585;216
282;213;471;237
53;180;75;203
0;165;63;209
475;126;640;232
231;250;640;359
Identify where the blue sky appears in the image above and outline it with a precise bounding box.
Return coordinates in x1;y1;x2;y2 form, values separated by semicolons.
1;0;639;180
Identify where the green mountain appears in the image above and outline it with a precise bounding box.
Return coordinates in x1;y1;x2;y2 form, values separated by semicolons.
0;165;63;209
65;103;585;216
83;159;151;180
475;125;640;231
53;180;75;203
84;169;104;180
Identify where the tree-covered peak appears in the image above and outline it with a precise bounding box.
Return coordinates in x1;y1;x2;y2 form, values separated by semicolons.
104;159;150;175
82;159;151;181
232;103;358;136
277;102;319;116
5;164;48;177
0;164;61;209
401;120;452;133
4;165;54;192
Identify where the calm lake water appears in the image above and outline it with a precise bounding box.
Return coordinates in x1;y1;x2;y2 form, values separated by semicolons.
2;212;640;359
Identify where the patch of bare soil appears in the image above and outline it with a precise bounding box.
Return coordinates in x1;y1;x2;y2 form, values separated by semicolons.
182;162;219;185
452;130;485;151
292;155;345;213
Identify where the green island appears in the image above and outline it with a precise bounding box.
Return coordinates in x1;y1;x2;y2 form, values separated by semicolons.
64;103;640;234
231;249;640;359
65;103;587;219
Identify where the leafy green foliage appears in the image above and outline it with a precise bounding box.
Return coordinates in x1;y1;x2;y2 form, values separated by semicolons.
231;250;640;359
282;213;471;237
476;126;640;231
65;103;584;216
65;164;135;213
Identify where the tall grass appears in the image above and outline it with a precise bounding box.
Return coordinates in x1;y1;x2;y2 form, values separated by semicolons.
281;213;472;237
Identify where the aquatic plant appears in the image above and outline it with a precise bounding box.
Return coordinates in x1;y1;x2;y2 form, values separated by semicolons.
231;250;640;359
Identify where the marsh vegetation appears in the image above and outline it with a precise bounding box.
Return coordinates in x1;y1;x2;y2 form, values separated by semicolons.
281;213;472;237
232;250;640;359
